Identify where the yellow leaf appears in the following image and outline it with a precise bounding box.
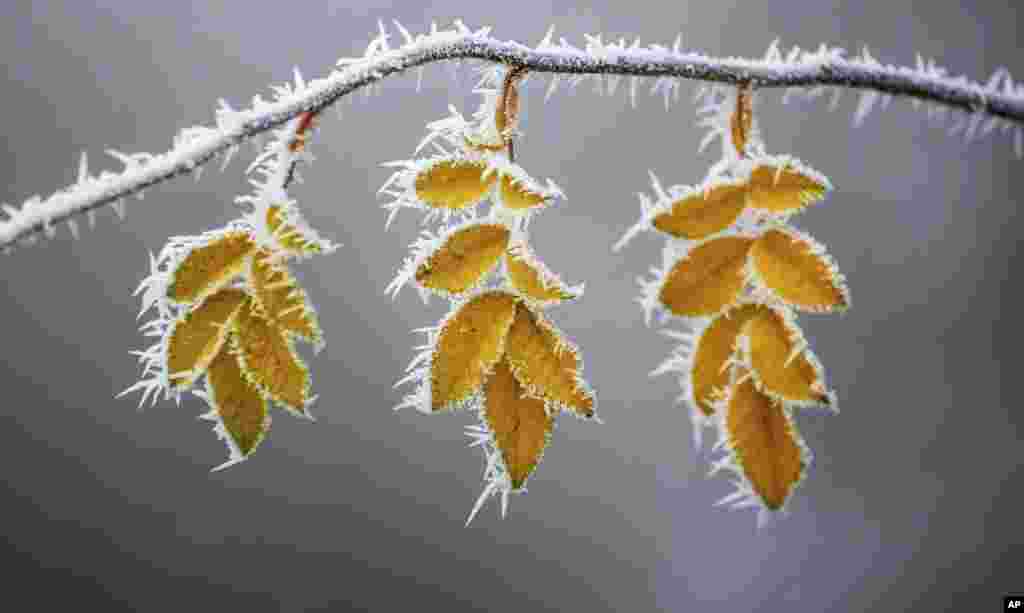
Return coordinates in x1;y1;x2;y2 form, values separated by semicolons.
690;303;766;416
414;158;496;211
166;288;248;390
249;251;322;346
724;371;808;511
484;358;553;490
415;223;510;295
266;204;323;255
233;304;311;415
741;307;831;407
749;228;849;312
658;236;755;317
652;180;748;240
499;174;551;211
168;231;255;304
206;346;269;457
430;291;519;411
506;241;580;305
747;161;829;214
504;303;595;418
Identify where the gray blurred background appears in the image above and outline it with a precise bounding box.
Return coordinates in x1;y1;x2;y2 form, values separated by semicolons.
1;1;1021;611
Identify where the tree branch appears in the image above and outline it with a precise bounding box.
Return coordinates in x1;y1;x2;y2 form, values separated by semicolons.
3;21;1023;251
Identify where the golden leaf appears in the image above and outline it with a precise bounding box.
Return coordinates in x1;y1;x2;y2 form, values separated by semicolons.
249;251;322;345
658;236;755;317
504;303;595;418
741;307;831;407
430;291;519;411
266;204;322;255
166;288;249;390
499;175;550;211
747;162;829;214
168;231;255;304
652;181;748;240
724;371;808;511
233;304;311;415
506;242;580;305
749;228;849;312
690;303;766;416
484;358;553;490
206;346;269;457
415;223;510;295
414;159;496;211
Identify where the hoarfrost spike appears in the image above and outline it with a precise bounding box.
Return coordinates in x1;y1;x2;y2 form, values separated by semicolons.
219;145;237;173
77;151;89;185
647;170;668;202
545;75;560;103
538;25;555;50
828;87;843;112
377;19;391;52
853;91;878;127
393;19;414;46
466;481;497;526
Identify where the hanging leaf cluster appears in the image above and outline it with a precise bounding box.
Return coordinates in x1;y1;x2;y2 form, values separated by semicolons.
125;111;336;469
622;85;850;522
383;66;597;522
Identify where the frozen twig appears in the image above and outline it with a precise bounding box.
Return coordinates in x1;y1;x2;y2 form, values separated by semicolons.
4;21;1023;250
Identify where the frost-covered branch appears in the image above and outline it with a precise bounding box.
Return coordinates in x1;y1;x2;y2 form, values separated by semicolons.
4;20;1023;251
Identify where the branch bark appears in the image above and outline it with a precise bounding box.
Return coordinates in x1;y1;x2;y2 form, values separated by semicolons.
3;23;1022;251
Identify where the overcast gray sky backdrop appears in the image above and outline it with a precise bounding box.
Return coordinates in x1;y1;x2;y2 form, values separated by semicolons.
1;1;1022;611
